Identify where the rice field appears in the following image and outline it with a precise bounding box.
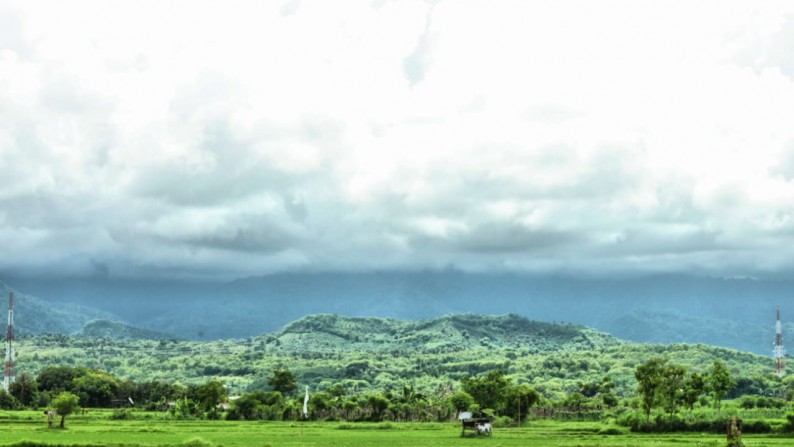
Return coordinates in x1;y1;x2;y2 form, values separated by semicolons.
0;411;791;447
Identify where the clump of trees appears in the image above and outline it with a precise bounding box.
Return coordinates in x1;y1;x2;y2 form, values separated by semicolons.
459;370;540;421
635;357;734;422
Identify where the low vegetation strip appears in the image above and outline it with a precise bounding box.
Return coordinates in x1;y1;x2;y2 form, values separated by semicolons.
0;415;791;447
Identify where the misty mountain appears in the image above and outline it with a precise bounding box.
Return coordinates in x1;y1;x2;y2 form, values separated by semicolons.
2;272;789;355
0;282;119;336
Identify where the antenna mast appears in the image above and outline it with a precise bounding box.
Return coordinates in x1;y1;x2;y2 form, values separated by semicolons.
774;306;785;377
3;292;14;392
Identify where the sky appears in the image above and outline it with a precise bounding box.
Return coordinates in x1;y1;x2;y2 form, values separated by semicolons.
2;0;794;281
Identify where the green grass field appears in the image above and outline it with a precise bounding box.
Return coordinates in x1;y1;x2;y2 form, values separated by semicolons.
0;411;792;447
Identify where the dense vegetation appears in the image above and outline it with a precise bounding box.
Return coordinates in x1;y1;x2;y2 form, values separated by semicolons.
2;313;793;437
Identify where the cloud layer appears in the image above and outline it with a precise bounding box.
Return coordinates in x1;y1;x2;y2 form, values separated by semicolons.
2;0;794;280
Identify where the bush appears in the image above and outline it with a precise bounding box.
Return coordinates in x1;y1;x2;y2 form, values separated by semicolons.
617;411;773;434
597;426;626;435
0;391;17;410
491;415;514;428
779;413;794;433
109;409;133;420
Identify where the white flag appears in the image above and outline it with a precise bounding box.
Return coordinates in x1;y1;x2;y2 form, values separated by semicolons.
302;385;309;418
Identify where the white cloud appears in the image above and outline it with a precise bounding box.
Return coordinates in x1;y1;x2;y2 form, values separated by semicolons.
2;0;794;280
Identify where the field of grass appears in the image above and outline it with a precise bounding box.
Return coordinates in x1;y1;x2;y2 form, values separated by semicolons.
0;410;792;447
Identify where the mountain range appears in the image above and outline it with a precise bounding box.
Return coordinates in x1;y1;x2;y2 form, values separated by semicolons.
1;272;791;355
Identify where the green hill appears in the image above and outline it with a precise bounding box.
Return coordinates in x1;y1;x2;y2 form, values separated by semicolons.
266;313;623;353
14;313;784;399
77;319;180;340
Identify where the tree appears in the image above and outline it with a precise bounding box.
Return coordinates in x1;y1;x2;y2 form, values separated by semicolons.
461;370;511;414
8;372;38;408
196;379;227;417
366;394;390;421
505;384;540;421
0;389;17;409
51;391;80;428
37;366;80;394
635;357;666;422
448;390;475;416
707;360;734;414
268;369;297;396
72;370;119;407
659;364;686;415
232;392;266;420
681;372;705;415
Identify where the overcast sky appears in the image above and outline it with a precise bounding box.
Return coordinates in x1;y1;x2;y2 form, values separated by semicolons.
2;1;794;281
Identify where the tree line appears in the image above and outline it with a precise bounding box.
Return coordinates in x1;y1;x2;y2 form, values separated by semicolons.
2;355;793;432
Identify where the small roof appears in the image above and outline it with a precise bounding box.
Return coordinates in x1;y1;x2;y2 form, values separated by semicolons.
458;412;473;420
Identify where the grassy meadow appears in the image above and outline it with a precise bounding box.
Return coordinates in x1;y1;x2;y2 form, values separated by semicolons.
1;410;792;447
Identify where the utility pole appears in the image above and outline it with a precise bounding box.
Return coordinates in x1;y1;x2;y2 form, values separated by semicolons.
3;292;15;392
774;306;785;377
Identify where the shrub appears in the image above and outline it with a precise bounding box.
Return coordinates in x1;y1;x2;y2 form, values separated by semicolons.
597;426;626;435
109;409;133;420
779;413;794;433
492;415;514;428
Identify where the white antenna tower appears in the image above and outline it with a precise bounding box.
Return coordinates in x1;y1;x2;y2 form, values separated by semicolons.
774;306;785;377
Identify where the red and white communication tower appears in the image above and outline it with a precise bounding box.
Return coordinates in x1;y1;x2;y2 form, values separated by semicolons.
3;291;14;392
774;306;785;377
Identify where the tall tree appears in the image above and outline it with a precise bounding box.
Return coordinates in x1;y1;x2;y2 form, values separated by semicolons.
707;360;734;414
505;384;540;421
659;364;686;415
196;379;227;417
8;372;38;408
268;369;298;396
635;357;666;422
681;372;705;415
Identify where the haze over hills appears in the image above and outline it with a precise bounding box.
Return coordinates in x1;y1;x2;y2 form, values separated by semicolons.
0;281;119;336
2;272;790;356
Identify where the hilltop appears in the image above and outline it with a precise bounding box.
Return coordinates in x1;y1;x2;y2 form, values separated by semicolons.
263;313;623;353
77;319;181;340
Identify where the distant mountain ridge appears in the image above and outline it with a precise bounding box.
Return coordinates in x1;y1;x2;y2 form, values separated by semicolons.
262;313;624;353
0;282;120;336
2;273;790;355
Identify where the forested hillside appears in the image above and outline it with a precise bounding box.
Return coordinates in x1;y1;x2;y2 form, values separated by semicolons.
268;313;622;353
78;319;183;340
13;314;787;401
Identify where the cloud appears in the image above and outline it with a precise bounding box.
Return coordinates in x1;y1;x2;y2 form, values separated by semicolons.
2;1;794;280
403;1;437;85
